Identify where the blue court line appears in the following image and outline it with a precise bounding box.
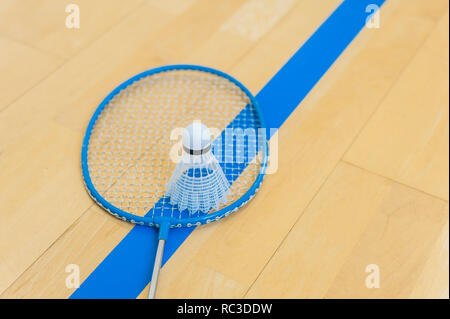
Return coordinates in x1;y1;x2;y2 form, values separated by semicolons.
70;0;385;299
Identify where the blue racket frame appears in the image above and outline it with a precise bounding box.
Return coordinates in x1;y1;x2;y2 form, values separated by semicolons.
81;65;269;240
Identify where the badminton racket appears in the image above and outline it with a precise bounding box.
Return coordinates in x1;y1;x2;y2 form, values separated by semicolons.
81;65;269;298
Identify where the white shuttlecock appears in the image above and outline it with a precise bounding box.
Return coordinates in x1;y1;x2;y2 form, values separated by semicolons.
166;121;230;214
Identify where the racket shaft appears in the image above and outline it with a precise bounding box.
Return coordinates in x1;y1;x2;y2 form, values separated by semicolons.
148;239;165;299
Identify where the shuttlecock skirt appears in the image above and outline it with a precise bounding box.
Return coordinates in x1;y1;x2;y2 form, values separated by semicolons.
166;151;230;214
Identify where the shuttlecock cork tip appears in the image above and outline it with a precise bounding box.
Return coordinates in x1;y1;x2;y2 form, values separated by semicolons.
182;121;211;152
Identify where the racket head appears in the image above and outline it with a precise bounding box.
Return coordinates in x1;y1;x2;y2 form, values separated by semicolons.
82;65;268;229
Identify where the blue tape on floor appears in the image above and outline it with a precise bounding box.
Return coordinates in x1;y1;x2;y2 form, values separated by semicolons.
70;0;385;299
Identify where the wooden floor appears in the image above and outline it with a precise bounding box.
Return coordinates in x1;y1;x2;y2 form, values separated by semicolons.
0;0;448;299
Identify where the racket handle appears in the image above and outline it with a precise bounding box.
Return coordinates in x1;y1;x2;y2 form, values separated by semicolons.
148;239;165;299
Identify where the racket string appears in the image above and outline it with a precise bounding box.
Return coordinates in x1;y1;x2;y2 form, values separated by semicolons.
87;70;263;218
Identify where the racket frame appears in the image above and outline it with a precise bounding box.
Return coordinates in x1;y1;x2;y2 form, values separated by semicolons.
82;65;268;233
